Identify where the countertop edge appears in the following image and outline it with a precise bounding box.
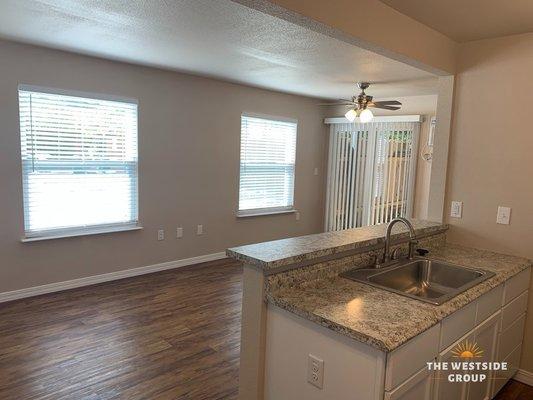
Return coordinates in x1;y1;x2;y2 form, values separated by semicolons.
227;221;448;270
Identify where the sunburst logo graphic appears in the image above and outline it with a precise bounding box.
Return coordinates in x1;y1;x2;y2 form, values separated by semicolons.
451;340;484;359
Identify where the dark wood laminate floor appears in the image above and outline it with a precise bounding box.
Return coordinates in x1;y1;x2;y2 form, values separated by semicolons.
0;258;243;400
0;258;531;400
494;380;533;400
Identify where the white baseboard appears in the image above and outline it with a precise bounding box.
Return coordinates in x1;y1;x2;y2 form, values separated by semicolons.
514;369;533;386
0;251;227;303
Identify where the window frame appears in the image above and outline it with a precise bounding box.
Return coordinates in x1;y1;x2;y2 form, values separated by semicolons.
237;112;298;218
18;84;141;241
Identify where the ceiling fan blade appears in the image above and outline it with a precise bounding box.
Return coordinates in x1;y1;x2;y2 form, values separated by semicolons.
371;105;401;110
373;100;402;106
318;102;354;106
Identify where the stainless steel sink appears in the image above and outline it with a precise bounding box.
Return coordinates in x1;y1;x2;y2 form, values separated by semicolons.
340;258;495;305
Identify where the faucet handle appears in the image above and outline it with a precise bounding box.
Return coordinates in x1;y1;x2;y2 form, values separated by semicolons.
416;248;429;256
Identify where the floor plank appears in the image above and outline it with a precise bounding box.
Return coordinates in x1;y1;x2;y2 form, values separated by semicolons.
0;258;243;400
494;379;533;400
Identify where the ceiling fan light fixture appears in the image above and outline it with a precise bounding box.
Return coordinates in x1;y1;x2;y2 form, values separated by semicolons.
345;109;357;122
360;108;374;123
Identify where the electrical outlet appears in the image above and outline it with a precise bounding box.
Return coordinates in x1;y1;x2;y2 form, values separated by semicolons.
197;224;203;235
307;354;324;389
313;167;319;176
450;201;463;218
176;227;183;238
295;211;300;221
496;206;511;225
157;229;165;241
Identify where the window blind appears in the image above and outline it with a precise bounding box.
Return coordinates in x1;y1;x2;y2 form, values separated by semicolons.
239;115;297;214
18;87;138;237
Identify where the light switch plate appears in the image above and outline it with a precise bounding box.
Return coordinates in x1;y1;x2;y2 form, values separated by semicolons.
157;229;165;241
176;227;183;238
450;201;463;218
196;224;203;235
307;354;324;389
496;206;511;225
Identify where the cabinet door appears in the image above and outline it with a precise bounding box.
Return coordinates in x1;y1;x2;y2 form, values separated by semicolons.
467;312;500;400
434;331;474;400
384;366;433;400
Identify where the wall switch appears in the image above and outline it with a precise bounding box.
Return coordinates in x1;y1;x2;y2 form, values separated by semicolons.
176;227;183;238
196;224;203;235
314;167;319;176
157;229;165;241
496;206;511;225
450;201;463;218
307;354;324;389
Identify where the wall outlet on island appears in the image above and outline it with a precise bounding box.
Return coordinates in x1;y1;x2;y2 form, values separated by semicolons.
307;354;324;389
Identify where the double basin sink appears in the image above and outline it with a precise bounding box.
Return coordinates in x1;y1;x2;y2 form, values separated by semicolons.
341;258;495;305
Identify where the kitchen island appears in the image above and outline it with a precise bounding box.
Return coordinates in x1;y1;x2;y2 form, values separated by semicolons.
227;220;531;400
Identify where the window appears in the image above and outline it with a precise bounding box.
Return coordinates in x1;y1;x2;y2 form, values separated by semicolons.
18;85;139;239
238;114;297;216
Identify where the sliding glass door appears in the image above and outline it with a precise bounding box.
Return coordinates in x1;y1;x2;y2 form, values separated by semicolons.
325;120;420;231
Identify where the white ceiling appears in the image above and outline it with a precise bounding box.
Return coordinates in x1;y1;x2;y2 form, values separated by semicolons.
380;0;533;42
0;0;438;100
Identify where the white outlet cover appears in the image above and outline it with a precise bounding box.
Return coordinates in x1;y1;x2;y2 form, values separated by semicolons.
496;206;511;225
157;229;165;241
450;201;463;218
307;354;324;389
176;227;183;238
197;224;203;235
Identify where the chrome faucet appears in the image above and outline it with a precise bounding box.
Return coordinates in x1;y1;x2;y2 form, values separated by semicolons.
376;217;418;267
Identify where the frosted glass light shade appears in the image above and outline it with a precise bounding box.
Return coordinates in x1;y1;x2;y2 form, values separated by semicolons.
345;109;357;122
360;108;374;123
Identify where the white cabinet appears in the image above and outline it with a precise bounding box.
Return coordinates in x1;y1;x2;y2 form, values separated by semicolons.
467;312;500;400
434;330;474;400
434;312;500;400
385;366;434;400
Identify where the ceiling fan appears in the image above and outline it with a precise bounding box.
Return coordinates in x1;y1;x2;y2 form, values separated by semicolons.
320;82;402;123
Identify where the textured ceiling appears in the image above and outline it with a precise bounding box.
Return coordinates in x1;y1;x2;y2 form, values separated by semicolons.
380;0;533;42
0;0;438;100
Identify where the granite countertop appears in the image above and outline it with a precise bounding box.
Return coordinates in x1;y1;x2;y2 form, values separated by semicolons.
227;220;447;272
267;243;532;353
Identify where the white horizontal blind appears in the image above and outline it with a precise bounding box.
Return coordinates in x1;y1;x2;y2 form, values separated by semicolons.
18;87;138;236
325;121;419;231
239;115;297;213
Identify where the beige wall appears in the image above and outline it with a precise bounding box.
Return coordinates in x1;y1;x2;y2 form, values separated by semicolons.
445;33;533;372
0;40;328;293
412;116;434;219
250;0;457;74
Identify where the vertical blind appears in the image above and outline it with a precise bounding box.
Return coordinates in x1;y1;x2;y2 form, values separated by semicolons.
239;115;297;213
325;121;419;231
18;86;138;236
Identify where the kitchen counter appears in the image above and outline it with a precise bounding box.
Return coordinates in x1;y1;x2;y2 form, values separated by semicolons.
227;219;447;272
266;243;532;352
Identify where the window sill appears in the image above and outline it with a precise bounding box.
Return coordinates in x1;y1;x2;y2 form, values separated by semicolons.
236;208;297;218
21;224;143;243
